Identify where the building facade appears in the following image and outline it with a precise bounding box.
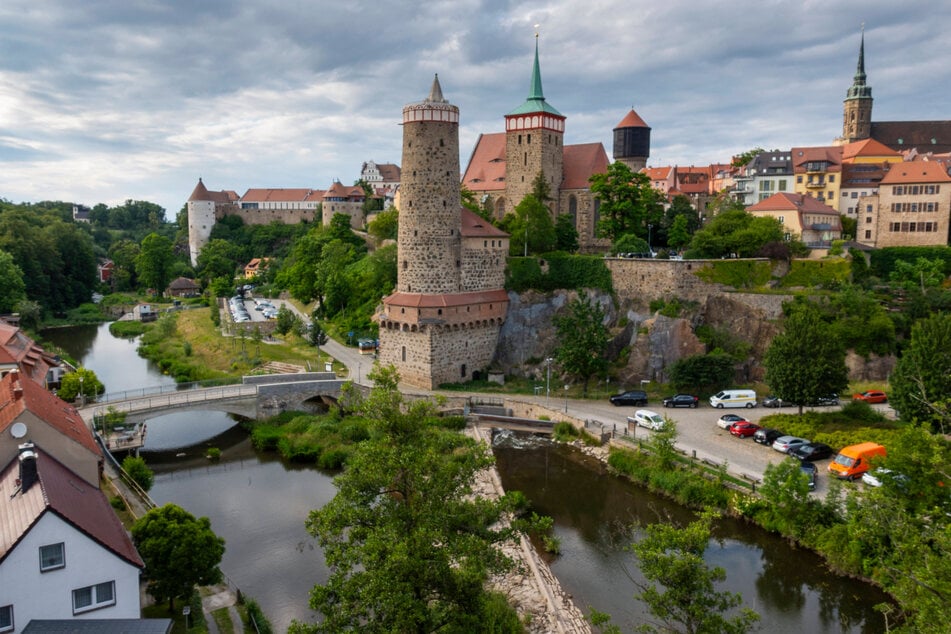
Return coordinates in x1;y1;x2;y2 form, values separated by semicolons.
377;76;509;389
857;161;951;248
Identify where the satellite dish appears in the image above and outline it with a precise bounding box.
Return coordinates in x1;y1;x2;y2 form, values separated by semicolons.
10;422;27;439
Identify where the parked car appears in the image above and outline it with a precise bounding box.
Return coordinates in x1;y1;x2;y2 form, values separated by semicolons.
610;390;648;406
753;428;784;446
709;389;757;409
800;462;818;490
811;394;840;407
772;436;810;454
761;395;790;408
729;421;760;438
853;390;887;404
828;442;887;480
629;409;666;431
789;442;835;462
716;414;747;429
861;468;908;488
662;394;698;408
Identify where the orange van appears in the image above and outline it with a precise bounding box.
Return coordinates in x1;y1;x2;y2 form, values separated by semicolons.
828;442;886;480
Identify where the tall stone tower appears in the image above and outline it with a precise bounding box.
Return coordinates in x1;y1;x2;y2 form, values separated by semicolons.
842;28;873;143
613;108;651;172
187;178;217;266
378;76;509;389
504;35;566;211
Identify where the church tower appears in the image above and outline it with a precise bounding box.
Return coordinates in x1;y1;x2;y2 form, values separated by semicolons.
504;35;566;213
378;76;509;389
842;28;873;143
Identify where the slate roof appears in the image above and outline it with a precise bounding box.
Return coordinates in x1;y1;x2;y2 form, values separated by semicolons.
23;620;172;633
0;371;101;458
872;121;951;155
0;448;143;569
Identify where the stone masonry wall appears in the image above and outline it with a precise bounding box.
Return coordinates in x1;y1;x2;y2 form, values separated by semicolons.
505;127;563;214
461;236;508;291
379;322;502;389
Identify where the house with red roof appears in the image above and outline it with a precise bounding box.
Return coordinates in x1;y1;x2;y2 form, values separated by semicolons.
748;193;842;248
0;323;59;389
0;445;144;631
0;371;102;489
856;161;951;248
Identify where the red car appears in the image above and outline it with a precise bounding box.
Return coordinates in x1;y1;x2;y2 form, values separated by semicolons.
729;421;761;438
853;390;887;404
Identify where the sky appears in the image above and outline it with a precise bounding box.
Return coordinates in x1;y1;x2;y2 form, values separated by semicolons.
2;0;951;218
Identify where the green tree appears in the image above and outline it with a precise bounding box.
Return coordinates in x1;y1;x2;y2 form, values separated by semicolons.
58;367;104;402
135;232;175;292
758;458;815;536
764;301;848;414
275;305;298;336
196;238;240;283
554;294;610;395
630;512;759;634
367;208;398;242
589;162;663;243
890;257;946;293
14;299;41;330
0;249;26;313
554;213;579;253
509;194;556;256
731;147;764;167
687;209;785;259
660;195;700;249
890;312;951;434
291;365;528;633
668;353;735;394
308;319;329;352
121;455;154;492
666;214;691;251
131;503;225;610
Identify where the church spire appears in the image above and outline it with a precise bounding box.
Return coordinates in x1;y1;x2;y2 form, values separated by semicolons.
507;30;562;116
846;24;872;100
841;24;873;143
426;73;447;104
528;33;544;100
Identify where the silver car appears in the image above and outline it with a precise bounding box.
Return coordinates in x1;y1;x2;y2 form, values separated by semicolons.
772;435;809;454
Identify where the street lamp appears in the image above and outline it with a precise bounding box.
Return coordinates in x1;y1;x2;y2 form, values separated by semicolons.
545;358;553;406
78;375;85;407
647;223;653;255
564;385;570;413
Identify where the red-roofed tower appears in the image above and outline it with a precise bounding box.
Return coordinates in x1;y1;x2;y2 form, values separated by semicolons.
378;76;509;389
613;108;651;172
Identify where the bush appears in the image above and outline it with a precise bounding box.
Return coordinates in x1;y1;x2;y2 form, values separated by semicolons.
206;447;221;461
122;455;154;492
779;258;851;289
110;495;127;511
694;260;773;288
243;598;273;634
505;253;613;293
109;320;149;338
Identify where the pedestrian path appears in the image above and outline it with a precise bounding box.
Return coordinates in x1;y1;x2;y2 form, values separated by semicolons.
200;583;242;633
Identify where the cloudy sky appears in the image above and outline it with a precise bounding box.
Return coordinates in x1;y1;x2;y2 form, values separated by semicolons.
2;0;950;217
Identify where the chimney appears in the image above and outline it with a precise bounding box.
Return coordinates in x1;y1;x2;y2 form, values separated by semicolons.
11;369;23;400
18;442;39;493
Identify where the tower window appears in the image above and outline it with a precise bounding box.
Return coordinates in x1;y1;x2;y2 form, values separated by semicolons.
403;261;407;269
402;346;406;362
461;364;467;378
518;134;522;144
440;138;444;147
527;134;531;143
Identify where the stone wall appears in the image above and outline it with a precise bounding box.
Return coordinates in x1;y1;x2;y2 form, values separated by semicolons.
227;206;319;227
505;126;563;212
461;236;508;291
379;322;502;389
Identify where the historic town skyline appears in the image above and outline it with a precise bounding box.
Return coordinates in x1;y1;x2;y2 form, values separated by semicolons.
2;0;950;216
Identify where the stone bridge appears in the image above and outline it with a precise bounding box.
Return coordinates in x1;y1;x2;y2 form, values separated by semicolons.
82;372;354;426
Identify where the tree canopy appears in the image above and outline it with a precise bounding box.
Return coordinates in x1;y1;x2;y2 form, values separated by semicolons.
890;312;951;434
291;365;528;633
589;162;664;243
554;293;610;395
131;503;225;610
686;209;787;259
0;249;26;313
135;232;175;292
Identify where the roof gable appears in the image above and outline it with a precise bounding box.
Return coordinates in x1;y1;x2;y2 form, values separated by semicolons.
615;109;649;129
562;143;609;189
462;133;507;192
841;138;901;161
460;208;509;238
880;161;951;184
748;192;838;214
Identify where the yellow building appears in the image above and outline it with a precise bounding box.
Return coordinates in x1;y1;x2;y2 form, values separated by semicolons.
748;192;842;248
792;146;842;211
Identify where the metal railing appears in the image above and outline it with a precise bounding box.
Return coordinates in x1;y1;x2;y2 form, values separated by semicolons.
94;384;258;416
97;377;244;404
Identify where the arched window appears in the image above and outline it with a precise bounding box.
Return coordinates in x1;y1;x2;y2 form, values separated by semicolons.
495;198;506;219
568;195;578;225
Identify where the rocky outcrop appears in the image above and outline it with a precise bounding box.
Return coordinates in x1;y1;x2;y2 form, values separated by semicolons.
845;351;896;382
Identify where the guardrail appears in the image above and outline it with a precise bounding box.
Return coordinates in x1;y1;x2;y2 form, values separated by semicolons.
94;384;258;416
98;377;244;404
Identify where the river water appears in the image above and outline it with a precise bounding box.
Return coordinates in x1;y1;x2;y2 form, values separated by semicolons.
47;322;891;633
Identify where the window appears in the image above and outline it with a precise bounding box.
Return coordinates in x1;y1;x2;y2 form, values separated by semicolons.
796;175;803;184
72;581;115;614
828;175;835;183
0;605;12;632
777;216;785;224
39;542;65;571
865;230;871;239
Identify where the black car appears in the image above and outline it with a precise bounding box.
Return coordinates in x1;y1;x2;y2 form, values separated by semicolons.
753;427;783;445
812;394;840;407
610;390;648;406
662;394;699;408
790;442;835;462
761;395;789;408
800;462;818;490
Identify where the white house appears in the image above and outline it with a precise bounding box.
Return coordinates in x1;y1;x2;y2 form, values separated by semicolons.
0;446;143;633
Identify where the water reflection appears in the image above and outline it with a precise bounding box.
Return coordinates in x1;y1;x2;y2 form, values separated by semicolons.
491;432;889;634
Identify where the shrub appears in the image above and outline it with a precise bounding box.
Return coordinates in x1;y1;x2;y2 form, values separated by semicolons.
109;320;149;338
110;495;127;511
243;598;273;634
206;447;221;461
121;455;154;492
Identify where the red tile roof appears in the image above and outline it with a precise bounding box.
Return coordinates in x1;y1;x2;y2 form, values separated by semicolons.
562;143;609;189
791;146;843;171
880;161;951;184
0;372;101;458
615;109;649;129
841;138;901;161
241;188;319;203
188;179;238;204
748;192;839;214
0;448;143;568
0;323;54;385
460;209;508;238
384;289;509;308
462;133;507;192
376;163;401;182
643;167;673;180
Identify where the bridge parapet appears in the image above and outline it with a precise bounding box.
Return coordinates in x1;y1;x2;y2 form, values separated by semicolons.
243;372;336;385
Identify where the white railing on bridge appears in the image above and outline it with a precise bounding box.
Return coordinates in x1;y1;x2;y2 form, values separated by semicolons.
97;378;244;404
94;384;258;416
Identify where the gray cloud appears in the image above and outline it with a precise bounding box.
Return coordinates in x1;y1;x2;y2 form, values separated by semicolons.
1;0;950;215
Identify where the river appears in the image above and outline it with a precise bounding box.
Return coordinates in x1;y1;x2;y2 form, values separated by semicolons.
48;322;891;633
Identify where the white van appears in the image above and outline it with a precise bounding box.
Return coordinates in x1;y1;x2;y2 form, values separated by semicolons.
709;389;758;409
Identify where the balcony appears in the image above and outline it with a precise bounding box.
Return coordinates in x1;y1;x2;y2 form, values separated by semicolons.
806;180;826;189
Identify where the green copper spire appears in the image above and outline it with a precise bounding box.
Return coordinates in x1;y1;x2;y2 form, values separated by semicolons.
507;33;563;117
846;25;872;101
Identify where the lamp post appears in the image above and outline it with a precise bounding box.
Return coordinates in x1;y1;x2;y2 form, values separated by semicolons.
647;223;653;255
545;358;553;406
564;385;569;413
78;375;84;407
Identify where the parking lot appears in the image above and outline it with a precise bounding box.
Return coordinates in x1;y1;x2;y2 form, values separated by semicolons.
568;397;893;496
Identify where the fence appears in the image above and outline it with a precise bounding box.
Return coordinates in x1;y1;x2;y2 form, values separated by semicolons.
98;377;244;404
94;384;258;417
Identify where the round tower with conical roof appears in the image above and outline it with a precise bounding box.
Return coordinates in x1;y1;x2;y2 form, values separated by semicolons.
842;27;873;143
504;35;565;212
397;74;462;295
187;178;216;266
613;108;651;172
